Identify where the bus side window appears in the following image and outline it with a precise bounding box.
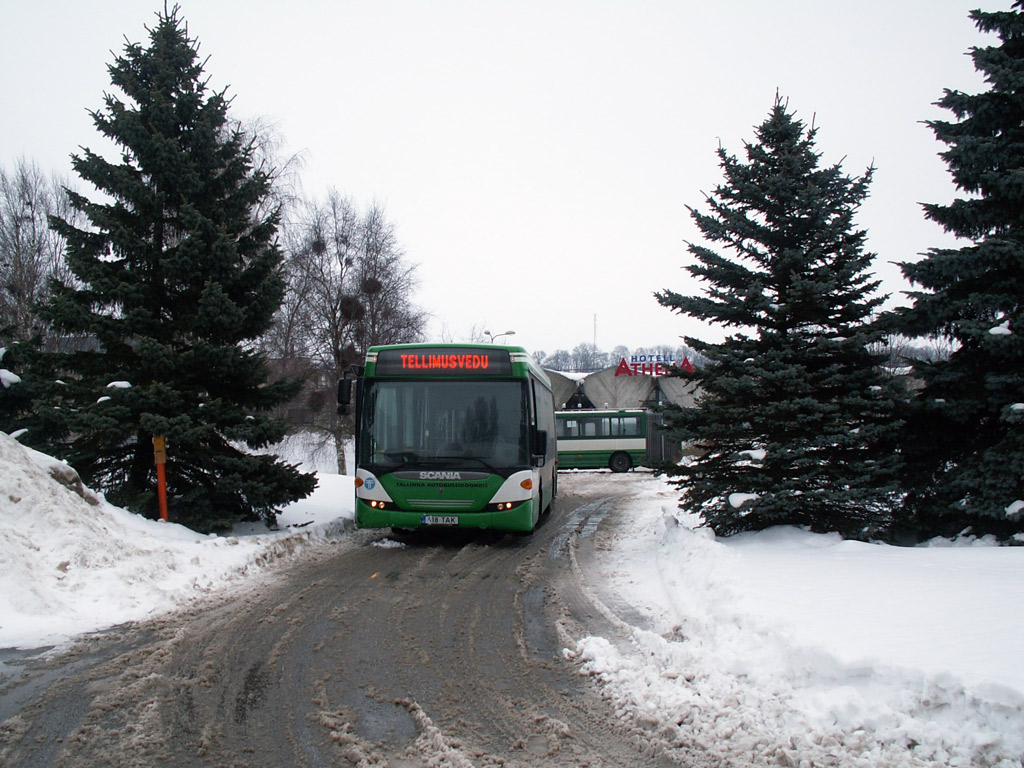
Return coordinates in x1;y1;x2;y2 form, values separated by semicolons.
582;417;610;437
531;376;557;459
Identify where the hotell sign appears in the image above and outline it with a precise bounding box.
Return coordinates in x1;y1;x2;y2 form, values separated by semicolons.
614;353;694;377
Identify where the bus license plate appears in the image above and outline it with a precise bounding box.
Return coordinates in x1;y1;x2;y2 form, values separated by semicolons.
421;515;459;526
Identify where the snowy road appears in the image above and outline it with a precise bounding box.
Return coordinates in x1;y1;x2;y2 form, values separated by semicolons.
0;473;704;768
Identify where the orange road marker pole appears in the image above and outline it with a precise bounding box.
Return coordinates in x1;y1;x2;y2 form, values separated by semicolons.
153;435;169;522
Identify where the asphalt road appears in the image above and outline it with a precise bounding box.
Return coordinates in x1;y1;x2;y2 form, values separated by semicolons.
0;472;700;767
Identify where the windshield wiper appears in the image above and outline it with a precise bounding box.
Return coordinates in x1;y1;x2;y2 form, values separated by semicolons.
375;453;501;473
377;451;425;464
430;455;499;473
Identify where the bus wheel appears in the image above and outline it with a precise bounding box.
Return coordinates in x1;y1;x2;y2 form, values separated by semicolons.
609;452;632;473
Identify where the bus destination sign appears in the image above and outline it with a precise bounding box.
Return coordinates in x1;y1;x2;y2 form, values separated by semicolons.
375;347;514;376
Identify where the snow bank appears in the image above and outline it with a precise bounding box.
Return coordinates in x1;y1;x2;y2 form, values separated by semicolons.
0;431;353;648
571;477;1024;767
727;527;1024;694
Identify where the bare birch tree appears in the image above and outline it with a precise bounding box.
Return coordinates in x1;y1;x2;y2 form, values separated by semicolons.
0;159;78;343
272;191;425;472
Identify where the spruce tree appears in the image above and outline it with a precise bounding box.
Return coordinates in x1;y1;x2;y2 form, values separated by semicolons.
40;7;315;531
656;97;903;540
894;3;1024;539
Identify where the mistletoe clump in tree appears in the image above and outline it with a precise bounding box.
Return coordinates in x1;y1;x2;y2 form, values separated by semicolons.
656;97;904;541
40;6;315;531
894;3;1024;539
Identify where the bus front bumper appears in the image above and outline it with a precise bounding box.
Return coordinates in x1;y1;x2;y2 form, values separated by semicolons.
355;498;537;533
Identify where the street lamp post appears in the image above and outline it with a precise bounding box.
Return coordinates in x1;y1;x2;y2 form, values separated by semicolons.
484;330;516;344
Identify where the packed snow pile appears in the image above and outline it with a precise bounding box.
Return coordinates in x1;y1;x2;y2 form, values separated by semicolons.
0;431;353;648
570;478;1024;767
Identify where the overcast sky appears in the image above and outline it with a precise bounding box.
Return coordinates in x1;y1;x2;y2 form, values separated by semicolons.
1;1;1008;356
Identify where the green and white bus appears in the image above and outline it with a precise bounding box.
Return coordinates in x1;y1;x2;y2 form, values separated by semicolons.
339;344;558;533
555;409;650;473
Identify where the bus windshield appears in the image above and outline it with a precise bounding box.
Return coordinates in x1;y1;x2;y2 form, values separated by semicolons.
359;379;530;471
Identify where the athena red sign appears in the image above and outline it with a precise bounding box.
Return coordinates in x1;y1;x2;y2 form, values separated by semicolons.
614;354;693;377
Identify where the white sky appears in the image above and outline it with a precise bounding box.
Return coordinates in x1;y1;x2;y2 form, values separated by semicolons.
1;1;1008;355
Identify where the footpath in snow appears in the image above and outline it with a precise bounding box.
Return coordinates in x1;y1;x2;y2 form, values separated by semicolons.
1;431;1022;766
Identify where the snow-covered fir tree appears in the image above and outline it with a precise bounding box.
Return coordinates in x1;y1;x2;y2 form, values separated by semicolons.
894;2;1024;539
0;342;33;435
37;7;315;532
657;97;904;540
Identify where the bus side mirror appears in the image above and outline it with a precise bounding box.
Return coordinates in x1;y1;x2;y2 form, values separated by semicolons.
532;429;548;466
337;378;352;416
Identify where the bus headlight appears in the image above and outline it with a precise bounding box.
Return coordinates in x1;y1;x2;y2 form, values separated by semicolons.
489;501;521;512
